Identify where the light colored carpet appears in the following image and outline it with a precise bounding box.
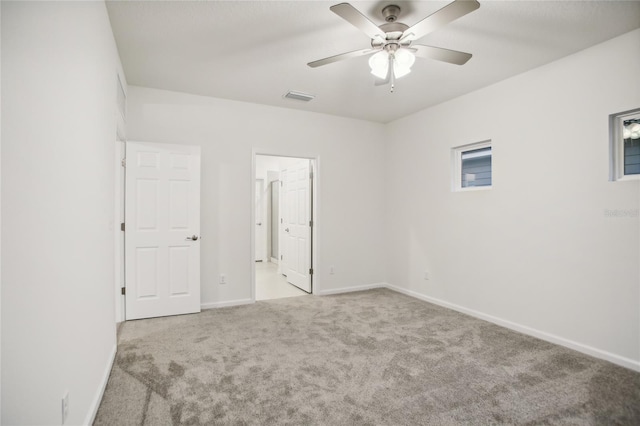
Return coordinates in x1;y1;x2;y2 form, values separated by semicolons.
94;289;640;425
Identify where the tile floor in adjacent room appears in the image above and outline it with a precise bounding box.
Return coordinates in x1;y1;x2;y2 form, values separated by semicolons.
255;261;308;300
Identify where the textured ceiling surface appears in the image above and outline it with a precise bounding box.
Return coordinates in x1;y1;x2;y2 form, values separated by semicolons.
106;0;640;123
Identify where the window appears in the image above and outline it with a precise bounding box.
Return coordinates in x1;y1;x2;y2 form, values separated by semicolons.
610;108;640;181
452;140;492;191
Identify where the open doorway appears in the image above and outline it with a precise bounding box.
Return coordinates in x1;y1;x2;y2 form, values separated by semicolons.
254;154;315;301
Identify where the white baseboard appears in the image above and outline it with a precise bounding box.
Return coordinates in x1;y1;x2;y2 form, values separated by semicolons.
385;283;640;372
84;343;117;425
315;282;386;296
201;298;254;310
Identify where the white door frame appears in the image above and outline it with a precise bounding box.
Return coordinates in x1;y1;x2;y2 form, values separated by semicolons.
114;139;126;323
251;150;319;302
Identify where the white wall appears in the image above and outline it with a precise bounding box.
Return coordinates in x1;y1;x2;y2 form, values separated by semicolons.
385;29;640;369
126;87;388;305
1;2;121;424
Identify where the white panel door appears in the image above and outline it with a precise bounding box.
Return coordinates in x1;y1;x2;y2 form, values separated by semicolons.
255;179;265;262
283;160;312;293
125;141;201;320
279;171;289;275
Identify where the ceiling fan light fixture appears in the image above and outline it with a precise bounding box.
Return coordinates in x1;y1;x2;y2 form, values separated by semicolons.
393;48;415;79
393;62;411;79
310;1;480;90
369;50;389;79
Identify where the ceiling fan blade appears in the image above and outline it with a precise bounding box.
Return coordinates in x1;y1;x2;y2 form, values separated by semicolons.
401;0;480;42
308;48;378;68
411;44;472;65
330;3;386;42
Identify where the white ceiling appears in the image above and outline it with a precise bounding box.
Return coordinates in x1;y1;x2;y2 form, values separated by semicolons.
106;0;640;123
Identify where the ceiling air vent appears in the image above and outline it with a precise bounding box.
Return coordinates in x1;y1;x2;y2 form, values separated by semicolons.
284;91;315;102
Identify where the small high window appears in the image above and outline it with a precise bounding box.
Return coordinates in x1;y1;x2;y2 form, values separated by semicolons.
610;108;640;181
453;141;492;191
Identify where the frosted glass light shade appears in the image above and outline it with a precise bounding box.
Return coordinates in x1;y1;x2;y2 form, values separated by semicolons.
369;51;389;79
630;123;640;139
393;49;415;79
623;127;631;139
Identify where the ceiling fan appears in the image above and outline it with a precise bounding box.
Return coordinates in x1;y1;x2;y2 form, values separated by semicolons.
308;0;480;92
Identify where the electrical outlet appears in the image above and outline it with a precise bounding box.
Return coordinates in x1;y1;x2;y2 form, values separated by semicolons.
220;274;226;285
62;391;69;424
424;271;430;280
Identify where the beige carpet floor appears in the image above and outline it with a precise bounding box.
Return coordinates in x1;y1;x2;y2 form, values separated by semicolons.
94;289;640;425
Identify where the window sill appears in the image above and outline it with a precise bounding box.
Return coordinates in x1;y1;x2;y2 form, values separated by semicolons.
615;174;640;182
454;186;492;192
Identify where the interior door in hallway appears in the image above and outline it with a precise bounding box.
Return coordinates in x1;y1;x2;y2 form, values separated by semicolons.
283;159;312;293
255;179;265;262
125;141;201;320
279;169;289;275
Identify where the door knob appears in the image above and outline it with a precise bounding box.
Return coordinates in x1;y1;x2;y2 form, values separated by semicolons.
285;228;290;232
185;235;199;241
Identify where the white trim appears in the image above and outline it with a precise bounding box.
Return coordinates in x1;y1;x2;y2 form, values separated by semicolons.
114;140;125;323
201;299;254;310
615;174;640;182
385;283;640;372
83;344;117;426
455;185;492;192
315;282;386;296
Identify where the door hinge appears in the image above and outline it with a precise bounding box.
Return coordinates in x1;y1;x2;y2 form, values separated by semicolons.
121;158;126;167
120;222;125;232
309;268;314;275
280;181;283;187
121;287;126;295
281;255;283;260
309;220;313;227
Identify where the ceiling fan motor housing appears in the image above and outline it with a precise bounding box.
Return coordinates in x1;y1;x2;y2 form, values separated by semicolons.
371;21;410;49
370;4;410;49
